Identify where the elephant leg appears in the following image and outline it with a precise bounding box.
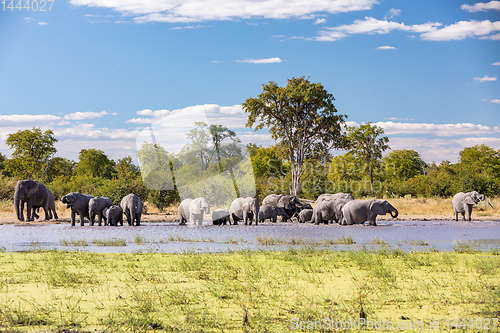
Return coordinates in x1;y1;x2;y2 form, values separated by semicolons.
71;210;76;226
127;213;132;226
79;211;86;226
467;206;472;221
52;208;58;220
136;214;141;226
461;212;465;221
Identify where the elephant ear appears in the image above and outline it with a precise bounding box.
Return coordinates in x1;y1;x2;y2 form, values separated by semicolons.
462;195;475;205
369;200;386;215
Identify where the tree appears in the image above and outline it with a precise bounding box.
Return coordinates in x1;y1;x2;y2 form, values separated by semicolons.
136;143;180;211
46;157;76;182
73;149;116;179
0;153;6;174
244;77;346;196
115;156;140;183
5;127;58;180
345;122;389;192
383;149;426;181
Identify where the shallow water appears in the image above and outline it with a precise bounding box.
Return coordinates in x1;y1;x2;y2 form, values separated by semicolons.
1;220;499;253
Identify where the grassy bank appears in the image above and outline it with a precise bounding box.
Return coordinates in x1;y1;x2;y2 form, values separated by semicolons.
0;249;498;332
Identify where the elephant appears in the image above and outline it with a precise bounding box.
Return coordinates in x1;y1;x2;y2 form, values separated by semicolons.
341;199;398;226
33;189;58;221
258;205;289;223
261;194;302;222
212;208;230;225
312;193;354;225
230;197;260;225
61;192;94;226
178;197;210;225
89;196;113;226
120;193;143;226
103;205;123;226
291;202;313;221
14;180;55;222
452;191;486;221
298;209;313;223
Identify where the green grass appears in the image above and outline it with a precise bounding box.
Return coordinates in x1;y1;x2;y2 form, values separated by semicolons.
0;249;498;332
0;248;500;332
91;238;127;246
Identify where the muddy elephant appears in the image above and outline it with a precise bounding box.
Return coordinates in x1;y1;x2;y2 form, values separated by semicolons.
258;205;289;223
120;193;143;226
341;199;398;226
312;193;354;225
61;192;94;226
89;196;113;226
452;191;486;221
178;197;210;225
298;209;313;223
14;180;55;222
261;194;301;222
230;197;259;225
212;208;230;225
103;205;123;226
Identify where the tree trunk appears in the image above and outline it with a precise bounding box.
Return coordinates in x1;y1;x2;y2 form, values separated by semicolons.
369;163;374;192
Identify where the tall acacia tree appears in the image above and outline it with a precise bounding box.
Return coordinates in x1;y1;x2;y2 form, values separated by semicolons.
345;122;389;192
5;127;58;180
244;77;346;196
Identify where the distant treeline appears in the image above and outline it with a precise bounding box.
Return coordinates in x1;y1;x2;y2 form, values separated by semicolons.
1;128;498;211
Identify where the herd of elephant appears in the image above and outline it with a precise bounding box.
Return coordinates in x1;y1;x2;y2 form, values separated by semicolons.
14;180;143;226
13;179;487;227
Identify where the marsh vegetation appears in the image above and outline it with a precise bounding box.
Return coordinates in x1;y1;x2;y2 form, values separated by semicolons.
0;248;498;332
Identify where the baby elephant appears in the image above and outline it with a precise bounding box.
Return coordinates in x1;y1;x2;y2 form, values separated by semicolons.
298;209;313;223
212;208;230;225
120;193;143;226
258;205;289;223
103;205;123;226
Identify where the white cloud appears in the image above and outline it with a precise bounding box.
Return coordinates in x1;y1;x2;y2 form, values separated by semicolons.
420;20;500;41
492;61;500;66
236;57;283;64
315;17;441;41
0;114;61;124
315;18;326;25
473;75;497;82
69;0;378;23
384;8;400;19
315;17;500;42
38;22;48;25
461;1;500;12
376;45;396;50
63;110;108;120
491;99;500;103
373;121;499;137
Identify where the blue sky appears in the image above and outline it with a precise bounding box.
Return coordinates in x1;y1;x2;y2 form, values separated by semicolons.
0;0;499;163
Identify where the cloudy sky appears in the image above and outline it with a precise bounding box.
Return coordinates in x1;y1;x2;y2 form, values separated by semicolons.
0;0;499;164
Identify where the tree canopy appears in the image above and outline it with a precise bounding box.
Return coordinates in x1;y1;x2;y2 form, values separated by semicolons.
5;127;58;180
73;149;116;180
345;123;389;192
244;77;346;196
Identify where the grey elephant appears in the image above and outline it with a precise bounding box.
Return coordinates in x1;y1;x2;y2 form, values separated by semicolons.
61;192;94;226
230;197;260;225
312;193;354;225
178;197;210;225
120;193;143;226
14;180;54;222
258;205;289;223
262;194;301;222
341;199;398;226
292;202;313;220
103;205;123;226
89;196;113;226
298;209;313;223
212;208;230;225
452;191;486;221
33;189;58;221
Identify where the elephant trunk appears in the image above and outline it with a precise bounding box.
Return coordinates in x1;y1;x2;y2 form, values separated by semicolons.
14;193;22;221
390;209;398;218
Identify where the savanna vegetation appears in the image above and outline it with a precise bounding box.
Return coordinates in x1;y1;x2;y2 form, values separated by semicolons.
0;248;498;332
